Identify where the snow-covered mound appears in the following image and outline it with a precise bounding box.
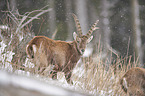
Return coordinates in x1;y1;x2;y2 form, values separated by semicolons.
0;70;92;96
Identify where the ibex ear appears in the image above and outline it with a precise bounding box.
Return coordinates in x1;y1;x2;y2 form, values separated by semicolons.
87;35;93;43
73;32;78;40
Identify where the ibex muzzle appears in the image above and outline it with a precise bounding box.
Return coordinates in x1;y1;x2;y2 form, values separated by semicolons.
26;14;99;84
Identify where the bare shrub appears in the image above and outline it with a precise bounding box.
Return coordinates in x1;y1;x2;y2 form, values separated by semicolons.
0;6;51;71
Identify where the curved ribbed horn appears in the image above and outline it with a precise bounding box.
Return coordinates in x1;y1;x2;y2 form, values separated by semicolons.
72;13;83;37
86;20;99;37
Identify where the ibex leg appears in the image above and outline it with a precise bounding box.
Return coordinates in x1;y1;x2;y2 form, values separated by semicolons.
64;71;73;84
50;70;57;80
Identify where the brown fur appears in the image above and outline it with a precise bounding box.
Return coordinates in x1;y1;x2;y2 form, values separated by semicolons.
26;14;99;84
26;35;89;84
120;67;145;96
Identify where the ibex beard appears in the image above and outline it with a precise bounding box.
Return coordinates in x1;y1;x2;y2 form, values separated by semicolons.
26;14;99;84
120;67;145;96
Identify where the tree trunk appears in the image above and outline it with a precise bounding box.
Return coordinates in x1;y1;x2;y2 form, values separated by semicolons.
131;0;143;66
48;0;56;38
65;0;74;41
100;0;111;51
75;0;88;34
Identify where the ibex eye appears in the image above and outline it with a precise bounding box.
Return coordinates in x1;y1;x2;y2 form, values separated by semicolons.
81;49;85;52
32;55;34;58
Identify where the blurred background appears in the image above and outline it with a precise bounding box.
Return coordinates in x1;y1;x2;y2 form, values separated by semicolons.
0;0;145;67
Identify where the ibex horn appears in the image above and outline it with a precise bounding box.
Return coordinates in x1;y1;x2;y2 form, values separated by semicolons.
72;13;83;37
87;20;99;37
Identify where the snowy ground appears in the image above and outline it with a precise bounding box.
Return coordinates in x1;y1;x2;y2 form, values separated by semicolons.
0;70;92;96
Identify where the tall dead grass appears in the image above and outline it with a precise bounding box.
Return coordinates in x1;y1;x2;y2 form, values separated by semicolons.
71;46;139;95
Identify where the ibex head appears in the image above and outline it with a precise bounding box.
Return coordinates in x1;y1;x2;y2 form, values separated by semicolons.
72;14;99;55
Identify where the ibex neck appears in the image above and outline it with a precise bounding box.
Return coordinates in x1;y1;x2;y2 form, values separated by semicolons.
72;41;82;56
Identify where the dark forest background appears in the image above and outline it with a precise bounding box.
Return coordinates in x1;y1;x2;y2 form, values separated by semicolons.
0;0;145;67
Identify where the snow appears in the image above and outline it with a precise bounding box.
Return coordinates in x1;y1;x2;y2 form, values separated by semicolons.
0;41;7;53
23;58;34;68
0;71;87;96
83;47;93;57
0;41;14;72
0;25;9;30
73;65;85;78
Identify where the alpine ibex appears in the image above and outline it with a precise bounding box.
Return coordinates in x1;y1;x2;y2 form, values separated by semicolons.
26;14;99;84
120;67;145;96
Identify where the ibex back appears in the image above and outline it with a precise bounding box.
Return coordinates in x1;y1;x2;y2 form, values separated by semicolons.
120;67;145;96
26;14;99;84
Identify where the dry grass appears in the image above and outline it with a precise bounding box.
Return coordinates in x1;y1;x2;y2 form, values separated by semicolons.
70;54;139;96
69;41;139;95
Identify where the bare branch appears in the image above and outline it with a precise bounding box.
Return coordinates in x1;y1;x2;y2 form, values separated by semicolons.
19;9;52;32
3;7;52;34
7;14;18;25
